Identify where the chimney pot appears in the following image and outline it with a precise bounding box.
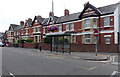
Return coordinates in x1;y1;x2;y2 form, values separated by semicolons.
20;21;24;26
64;9;69;16
49;12;54;16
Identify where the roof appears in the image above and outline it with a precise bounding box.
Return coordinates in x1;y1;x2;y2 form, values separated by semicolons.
32;16;45;26
56;2;119;24
8;24;19;31
98;2;119;14
42;16;59;26
14;25;24;31
26;20;33;27
57;12;80;24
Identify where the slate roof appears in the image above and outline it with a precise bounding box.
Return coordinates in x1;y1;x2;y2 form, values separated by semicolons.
26;20;33;27
42;16;59;26
98;2;119;14
14;25;24;31
57;12;80;23
56;2;119;24
32;16;45;26
8;24;19;31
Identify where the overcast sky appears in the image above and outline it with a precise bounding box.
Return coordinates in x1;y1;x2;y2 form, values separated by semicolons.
0;0;120;32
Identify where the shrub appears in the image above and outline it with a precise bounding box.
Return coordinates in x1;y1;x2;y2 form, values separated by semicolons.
26;39;33;43
44;37;51;44
17;39;26;43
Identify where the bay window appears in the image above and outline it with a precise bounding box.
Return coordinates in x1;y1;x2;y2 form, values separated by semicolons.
85;19;90;28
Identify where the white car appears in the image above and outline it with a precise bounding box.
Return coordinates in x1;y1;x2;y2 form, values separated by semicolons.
0;42;4;47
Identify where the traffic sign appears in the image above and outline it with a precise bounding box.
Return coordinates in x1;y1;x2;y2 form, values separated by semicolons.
93;30;99;37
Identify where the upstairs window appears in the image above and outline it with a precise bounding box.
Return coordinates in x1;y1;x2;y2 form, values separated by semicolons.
66;24;69;31
104;17;110;27
93;18;97;27
26;29;28;34
70;23;74;31
85;19;90;28
59;25;62;32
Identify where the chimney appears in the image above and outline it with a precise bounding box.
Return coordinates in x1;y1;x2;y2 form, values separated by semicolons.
64;9;69;16
49;12;54;16
38;15;42;18
28;18;32;21
20;21;24;26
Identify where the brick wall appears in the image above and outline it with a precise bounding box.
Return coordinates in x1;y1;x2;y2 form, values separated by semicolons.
9;43;119;53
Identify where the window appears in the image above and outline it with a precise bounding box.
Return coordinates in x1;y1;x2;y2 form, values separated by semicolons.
43;27;46;34
37;27;40;32
66;24;69;31
26;29;28;34
85;34;90;44
71;35;76;43
70;23;74;31
85;19;90;28
93;18;97;27
22;30;24;35
59;25;62;32
34;27;40;33
105;38;110;44
104;17;110;27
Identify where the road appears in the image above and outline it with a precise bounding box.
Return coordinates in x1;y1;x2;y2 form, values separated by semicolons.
2;47;119;76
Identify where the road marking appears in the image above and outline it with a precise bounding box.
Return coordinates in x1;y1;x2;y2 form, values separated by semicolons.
110;71;120;77
9;72;15;77
88;56;116;63
72;56;80;59
111;62;120;65
88;66;96;70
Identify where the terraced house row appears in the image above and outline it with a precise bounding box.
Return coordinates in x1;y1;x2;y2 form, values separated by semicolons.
4;2;120;52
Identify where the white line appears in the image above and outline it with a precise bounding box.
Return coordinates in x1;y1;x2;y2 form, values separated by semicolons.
110;71;120;77
9;72;15;77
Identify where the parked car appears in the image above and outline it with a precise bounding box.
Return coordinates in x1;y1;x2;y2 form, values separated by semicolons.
0;42;4;47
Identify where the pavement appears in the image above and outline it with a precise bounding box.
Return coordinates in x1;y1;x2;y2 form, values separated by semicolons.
37;49;110;61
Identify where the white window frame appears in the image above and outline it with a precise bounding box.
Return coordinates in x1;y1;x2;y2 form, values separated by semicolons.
26;29;28;35
59;25;62;32
70;23;74;31
104;17;110;27
85;34;90;44
105;38;110;44
85;19;90;28
93;18;97;28
66;24;69;31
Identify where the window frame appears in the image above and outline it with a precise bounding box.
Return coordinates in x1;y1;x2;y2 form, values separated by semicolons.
105;38;110;44
85;19;90;28
85;34;91;44
104;17;110;27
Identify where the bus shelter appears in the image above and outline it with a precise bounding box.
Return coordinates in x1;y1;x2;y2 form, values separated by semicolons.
46;32;72;54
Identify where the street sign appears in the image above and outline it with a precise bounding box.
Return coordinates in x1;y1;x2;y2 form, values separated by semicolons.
93;30;99;37
93;30;99;56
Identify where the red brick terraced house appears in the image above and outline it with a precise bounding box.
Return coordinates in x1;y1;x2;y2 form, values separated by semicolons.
43;2;120;52
31;15;45;43
7;24;19;43
6;2;120;52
